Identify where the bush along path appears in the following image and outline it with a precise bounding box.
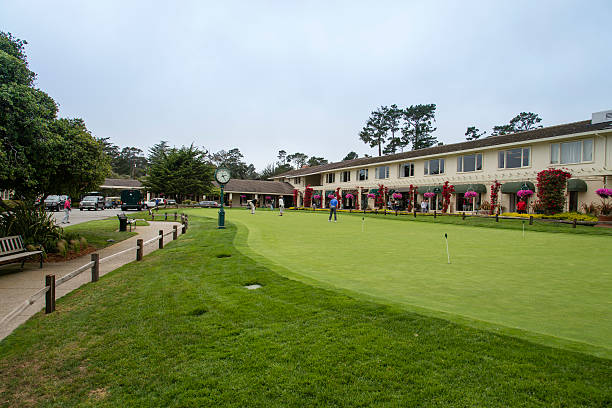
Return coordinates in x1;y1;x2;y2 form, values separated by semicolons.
0;214;610;407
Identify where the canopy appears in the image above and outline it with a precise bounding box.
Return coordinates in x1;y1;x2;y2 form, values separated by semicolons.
567;179;587;192
419;185;442;193
501;181;536;194
453;184;487;194
369;188;379;194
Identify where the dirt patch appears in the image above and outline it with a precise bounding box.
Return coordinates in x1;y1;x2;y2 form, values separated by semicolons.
88;388;108;400
44;245;97;263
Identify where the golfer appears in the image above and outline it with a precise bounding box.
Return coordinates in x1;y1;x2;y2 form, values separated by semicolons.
328;196;338;222
248;199;256;214
279;197;284;216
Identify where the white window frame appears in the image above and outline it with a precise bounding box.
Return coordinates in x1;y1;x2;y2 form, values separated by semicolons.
457;153;483;173
358;169;368;181
550;139;593;164
399;162;415;178
293;177;301;184
375;166;389;179
341;171;351;182
325;173;335;184
424;158;445;175
498;147;531;169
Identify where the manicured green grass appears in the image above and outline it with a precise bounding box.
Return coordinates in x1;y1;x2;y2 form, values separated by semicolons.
1;214;610;406
202;208;612;358
63;218;147;249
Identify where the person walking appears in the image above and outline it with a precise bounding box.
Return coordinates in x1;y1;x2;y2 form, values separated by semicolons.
421;199;428;213
62;197;71;224
329;195;338;222
279;197;285;216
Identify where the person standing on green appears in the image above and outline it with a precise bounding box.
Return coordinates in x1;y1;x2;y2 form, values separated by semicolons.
328;196;338;222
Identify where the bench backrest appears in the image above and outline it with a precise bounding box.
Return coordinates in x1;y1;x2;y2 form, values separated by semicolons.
0;236;25;256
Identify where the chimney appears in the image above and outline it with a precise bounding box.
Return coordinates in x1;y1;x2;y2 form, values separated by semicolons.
592;109;612;124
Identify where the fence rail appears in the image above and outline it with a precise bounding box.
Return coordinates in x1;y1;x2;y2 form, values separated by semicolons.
0;219;187;329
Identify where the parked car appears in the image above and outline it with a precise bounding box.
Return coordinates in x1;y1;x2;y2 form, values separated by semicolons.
105;197;120;209
166;199;177;206
121;190;143;211
199;201;220;208
80;196;105;211
144;199;157;209
44;195;69;212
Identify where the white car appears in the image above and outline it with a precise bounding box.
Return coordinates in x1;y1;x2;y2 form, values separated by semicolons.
144;198;165;208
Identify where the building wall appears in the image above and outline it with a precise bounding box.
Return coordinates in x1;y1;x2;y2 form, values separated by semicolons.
284;131;612;212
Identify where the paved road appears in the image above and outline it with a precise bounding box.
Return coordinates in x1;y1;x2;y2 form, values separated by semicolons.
49;208;128;226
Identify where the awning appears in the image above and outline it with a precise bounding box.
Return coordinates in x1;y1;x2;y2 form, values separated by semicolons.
453;184;487;194
388;189;396;194
396;187;413;193
501;181;535;194
419;185;442;193
567;179;587;192
325;190;335;195
369;188;379;194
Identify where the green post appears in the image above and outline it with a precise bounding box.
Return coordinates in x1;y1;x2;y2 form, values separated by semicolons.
218;185;226;229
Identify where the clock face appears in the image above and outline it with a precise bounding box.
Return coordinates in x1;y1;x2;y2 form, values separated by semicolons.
215;168;231;184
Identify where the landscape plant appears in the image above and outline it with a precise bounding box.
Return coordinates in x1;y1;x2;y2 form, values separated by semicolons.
489;180;501;214
303;185;313;208
441;181;454;213
595;188;612;216
536;168;572;215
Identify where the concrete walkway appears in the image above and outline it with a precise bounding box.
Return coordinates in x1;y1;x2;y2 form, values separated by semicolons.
0;221;183;341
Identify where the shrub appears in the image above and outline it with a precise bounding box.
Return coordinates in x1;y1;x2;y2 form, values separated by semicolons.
536;168;572;215
0;200;62;252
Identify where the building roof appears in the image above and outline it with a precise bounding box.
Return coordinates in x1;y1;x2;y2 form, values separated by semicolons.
274;119;612;178
100;178;144;189
215;179;295;195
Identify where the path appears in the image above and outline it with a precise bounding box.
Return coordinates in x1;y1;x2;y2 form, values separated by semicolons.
0;221;183;341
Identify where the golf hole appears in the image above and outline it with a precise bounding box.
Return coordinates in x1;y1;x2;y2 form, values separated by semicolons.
189;307;208;316
216;254;232;258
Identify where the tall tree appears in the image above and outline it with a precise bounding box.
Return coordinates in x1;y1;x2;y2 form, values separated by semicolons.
287;152;309;168
343;151;359;161
277;150;287;165
359;107;389;156
148;141;169;165
142;145;214;202
491;112;543;136
382;104;405;154
306;156;328;167
0;31;109;199
401;104;438;150
465;126;486;141
209;148;258;179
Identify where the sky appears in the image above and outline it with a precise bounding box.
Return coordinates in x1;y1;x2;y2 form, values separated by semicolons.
2;1;611;171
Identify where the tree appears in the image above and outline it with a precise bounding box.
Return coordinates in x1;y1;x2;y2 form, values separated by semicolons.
382;104;405;154
142;145;214;202
359;107;389;156
209;148;258;179
148;141;169;165
277;150;287;165
259;163;292;180
401;104;438;150
465;126;486;141
0;32;109;200
287;152;309;168
306;156;328;167
343;151;358;161
491;112;543;136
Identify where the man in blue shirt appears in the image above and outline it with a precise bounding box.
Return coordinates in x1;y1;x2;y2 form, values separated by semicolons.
329;196;338;222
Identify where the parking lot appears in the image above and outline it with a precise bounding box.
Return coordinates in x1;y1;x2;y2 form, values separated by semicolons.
49;208;126;226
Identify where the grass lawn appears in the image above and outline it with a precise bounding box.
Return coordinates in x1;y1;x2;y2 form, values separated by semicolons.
1;213;610;406
63;218;148;249
202;208;612;358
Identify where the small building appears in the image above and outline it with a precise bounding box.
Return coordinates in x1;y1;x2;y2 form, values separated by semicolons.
212;179;295;208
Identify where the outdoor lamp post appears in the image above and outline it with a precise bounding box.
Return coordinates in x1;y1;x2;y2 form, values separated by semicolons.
214;168;231;229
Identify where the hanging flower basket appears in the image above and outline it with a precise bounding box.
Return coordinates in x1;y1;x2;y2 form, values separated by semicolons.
596;188;612;198
313;194;321;199
392;193;402;199
328;194;335;199
345;193;354;199
464;191;478;198
424;192;435;198
517;189;534;198
367;193;376;199
265;196;272;200
240;195;246;198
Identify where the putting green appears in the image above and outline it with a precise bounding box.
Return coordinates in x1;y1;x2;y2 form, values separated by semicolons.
201;208;612;356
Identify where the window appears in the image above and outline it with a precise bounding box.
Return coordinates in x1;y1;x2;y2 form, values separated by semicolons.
358;169;368;181
550;139;593;164
293;177;301;184
424;159;445;175
400;163;414;177
325;173;335;184
457;154;482;172
498;147;530;169
375;166;389;179
341;171;351;182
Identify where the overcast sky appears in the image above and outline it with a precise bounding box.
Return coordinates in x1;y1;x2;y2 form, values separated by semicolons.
2;1;611;170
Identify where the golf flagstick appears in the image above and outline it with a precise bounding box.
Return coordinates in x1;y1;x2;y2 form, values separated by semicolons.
522;220;525;239
444;233;450;264
362;217;365;232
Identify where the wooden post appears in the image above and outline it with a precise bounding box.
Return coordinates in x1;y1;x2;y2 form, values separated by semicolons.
462;212;466;220
572;218;577;228
495;214;499;222
159;230;164;249
137;239;143;261
91;253;99;282
182;224;186;234
529;215;534;225
434;210;437;219
413;210;417;218
151;213;155;221
173;225;178;240
45;274;55;314
174;212;177;221
164;213;168;221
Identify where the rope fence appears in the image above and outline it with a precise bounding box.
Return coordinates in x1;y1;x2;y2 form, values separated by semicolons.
0;217;188;329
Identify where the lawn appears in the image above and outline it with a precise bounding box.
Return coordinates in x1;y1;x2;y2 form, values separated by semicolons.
1;213;610;406
203;208;612;358
63;218;147;249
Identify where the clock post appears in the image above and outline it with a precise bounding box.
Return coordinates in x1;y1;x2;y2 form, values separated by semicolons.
214;168;231;229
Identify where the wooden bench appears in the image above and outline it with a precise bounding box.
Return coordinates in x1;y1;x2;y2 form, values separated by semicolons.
0;235;43;269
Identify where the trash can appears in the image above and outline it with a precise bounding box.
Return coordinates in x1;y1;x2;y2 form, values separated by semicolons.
118;215;127;232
